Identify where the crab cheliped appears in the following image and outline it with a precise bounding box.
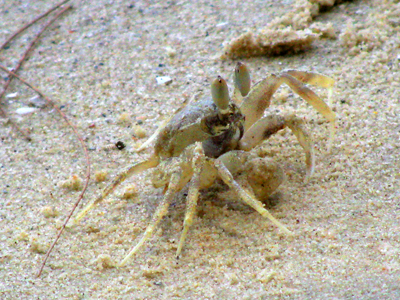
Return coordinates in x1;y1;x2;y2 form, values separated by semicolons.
74;62;335;266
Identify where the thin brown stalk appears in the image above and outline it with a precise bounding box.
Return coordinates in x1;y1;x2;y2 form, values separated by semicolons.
0;4;72;141
0;65;91;278
0;0;71;50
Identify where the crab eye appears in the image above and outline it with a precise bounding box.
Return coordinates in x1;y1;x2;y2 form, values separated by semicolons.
234;62;251;97
211;76;230;111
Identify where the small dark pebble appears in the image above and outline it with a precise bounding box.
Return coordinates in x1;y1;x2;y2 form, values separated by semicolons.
153;281;163;286
115;141;126;150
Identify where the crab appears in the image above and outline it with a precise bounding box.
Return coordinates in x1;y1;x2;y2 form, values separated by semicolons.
73;62;335;267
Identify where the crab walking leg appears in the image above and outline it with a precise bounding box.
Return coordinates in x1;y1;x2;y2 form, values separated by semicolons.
214;159;293;235
238;114;285;152
176;144;205;258
286;70;335;105
119;171;182;267
239;114;315;181
240;74;281;131
176;163;202;258
280;74;336;148
285;70;334;89
74;157;159;224
285;115;315;181
135;121;168;152
240;73;335;146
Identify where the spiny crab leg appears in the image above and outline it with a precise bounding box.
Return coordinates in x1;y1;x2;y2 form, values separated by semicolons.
286;70;335;104
280;74;336;149
119;171;182;267
240;71;336;149
285;115;315;181
73;156;159;224
175;151;203;258
214;159;293;235
239;114;315;181
135;121;168;152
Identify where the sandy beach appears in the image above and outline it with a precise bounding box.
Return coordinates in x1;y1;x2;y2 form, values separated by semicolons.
1;0;399;299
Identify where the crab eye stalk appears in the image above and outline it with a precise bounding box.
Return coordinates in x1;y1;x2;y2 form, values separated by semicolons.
211;76;230;111
234;62;251;97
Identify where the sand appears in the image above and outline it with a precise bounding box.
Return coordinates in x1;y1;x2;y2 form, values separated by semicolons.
1;0;399;299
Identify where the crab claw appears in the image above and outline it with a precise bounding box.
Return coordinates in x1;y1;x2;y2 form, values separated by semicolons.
211;76;230;111
234;62;251;97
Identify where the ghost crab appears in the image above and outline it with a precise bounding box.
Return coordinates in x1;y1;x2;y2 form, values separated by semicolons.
74;62;335;266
